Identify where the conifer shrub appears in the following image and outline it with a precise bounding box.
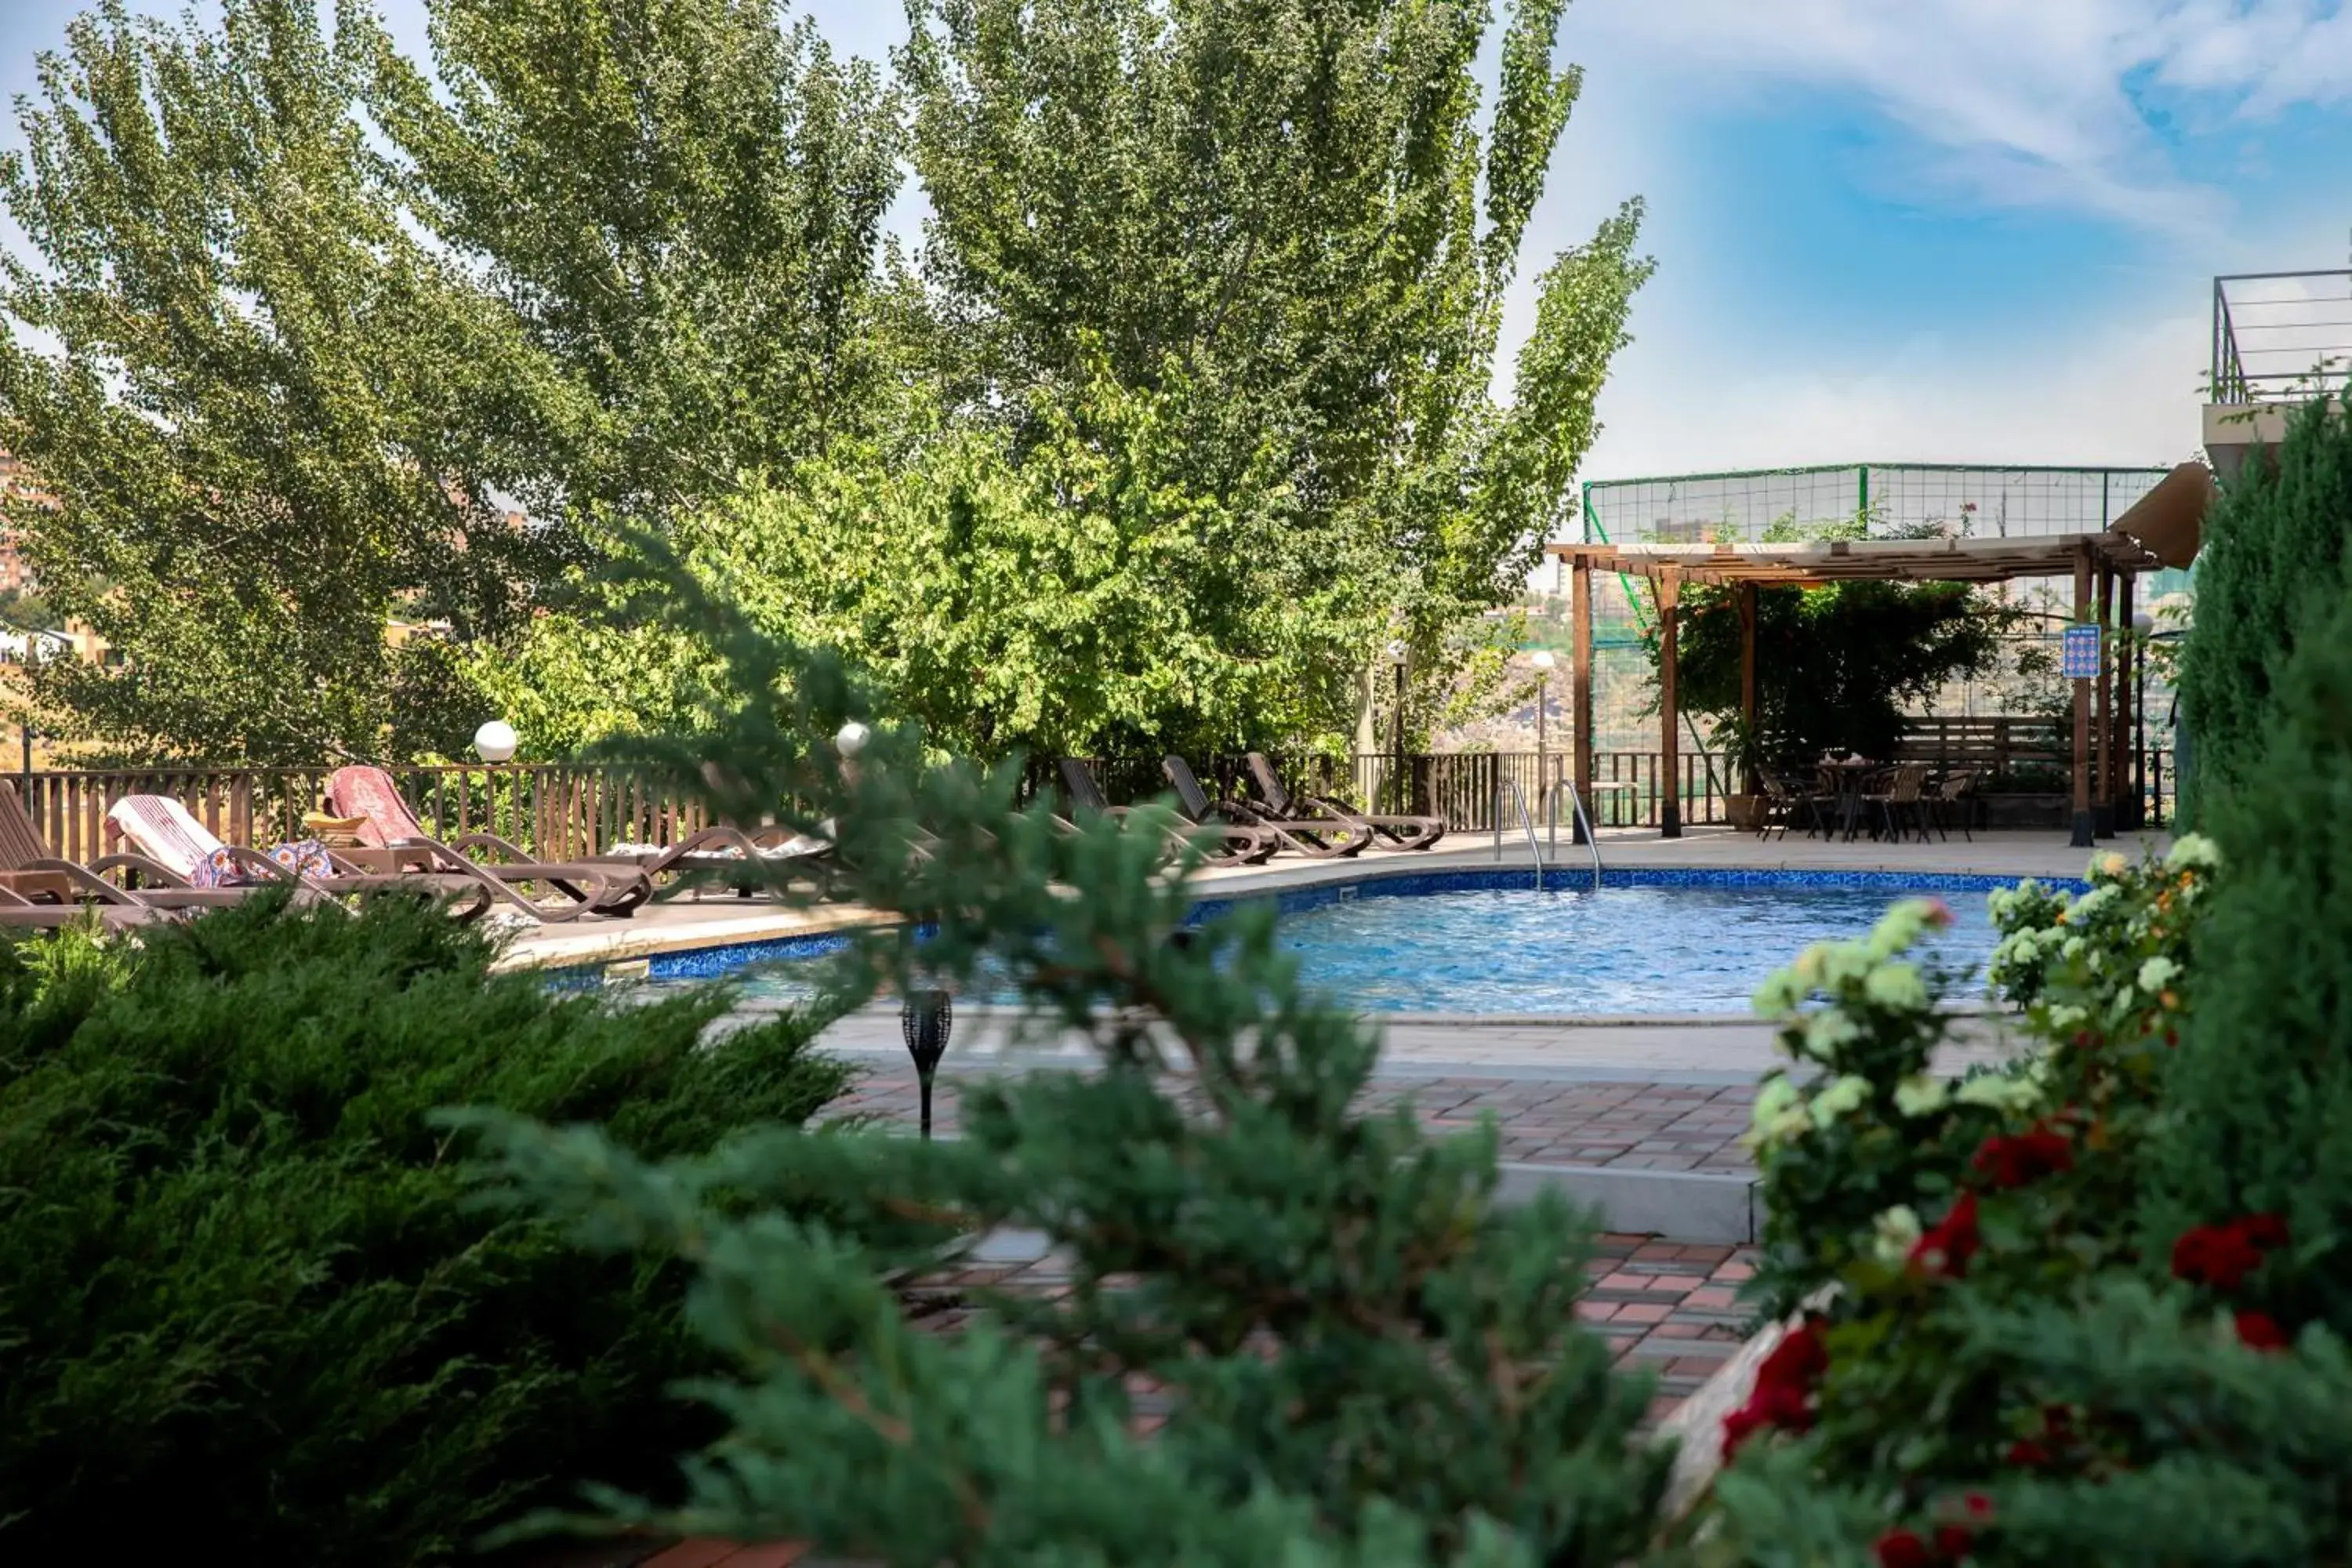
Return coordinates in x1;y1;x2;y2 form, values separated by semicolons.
446;585;1672;1566
0;889;850;1565
2176;381;2352;819
2148;585;2352;1341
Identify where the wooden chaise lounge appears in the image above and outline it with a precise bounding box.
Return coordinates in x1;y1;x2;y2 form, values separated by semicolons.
1243;752;1445;851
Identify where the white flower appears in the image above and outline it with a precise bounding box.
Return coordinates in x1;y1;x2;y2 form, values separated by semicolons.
1893;1075;1947;1116
1809;1073;1871;1127
1871;1203;1923;1265
2139;956;2180;992
2166;833;2221;872
2062;936;2085;960
2048;1003;2087;1030
1747;1076;1813;1147
1864;962;1929;1011
1802;1009;1862;1057
1752;966;1806;1017
1865;898;1944;960
1956;1073;2043;1112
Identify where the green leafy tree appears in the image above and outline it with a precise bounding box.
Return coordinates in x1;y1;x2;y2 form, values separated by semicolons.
2175;385;2352;820
0;0;574;761
898;0;1652;743
364;0;910;520
0;887;851;1564
0;0;907;763
450;567;1671;1565
473;371;1368;759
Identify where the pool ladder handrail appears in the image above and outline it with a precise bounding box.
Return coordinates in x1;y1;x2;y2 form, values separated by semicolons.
1492;778;1544;889
1545;774;1603;892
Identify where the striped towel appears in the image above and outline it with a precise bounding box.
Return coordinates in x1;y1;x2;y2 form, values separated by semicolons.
107;797;328;887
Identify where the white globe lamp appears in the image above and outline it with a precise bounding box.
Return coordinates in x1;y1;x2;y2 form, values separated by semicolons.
834;720;871;760
473;720;517;764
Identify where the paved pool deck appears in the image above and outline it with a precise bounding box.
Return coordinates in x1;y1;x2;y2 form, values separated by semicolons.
510;824;2153;1241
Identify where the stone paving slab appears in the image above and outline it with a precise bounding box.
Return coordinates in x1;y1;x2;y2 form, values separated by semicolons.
829;1058;1759;1173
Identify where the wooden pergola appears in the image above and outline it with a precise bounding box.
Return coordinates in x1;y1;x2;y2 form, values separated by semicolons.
1543;461;2212;844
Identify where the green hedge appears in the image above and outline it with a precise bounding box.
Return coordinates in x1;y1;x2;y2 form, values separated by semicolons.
0;890;851;1563
2176;383;2352;821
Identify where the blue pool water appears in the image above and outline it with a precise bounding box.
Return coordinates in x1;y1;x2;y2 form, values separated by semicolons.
691;871;2020;1017
1254;883;1998;1014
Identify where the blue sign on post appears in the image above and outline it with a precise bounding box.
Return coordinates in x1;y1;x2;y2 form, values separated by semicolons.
2061;623;2101;680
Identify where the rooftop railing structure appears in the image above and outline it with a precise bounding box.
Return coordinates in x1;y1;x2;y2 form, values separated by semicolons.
2212;269;2352;404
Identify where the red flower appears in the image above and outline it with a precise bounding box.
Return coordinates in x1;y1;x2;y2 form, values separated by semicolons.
1922;898;1955;928
2005;1439;2051;1466
2240;1212;2290;1249
2172;1224;2263;1290
1971;1129;2073;1189
1961;1492;1994;1520
1756;1319;1829;1391
1909;1191;1983;1277
2172;1214;2288;1291
1935;1524;1977;1558
1720;1377;1814;1457
1873;1529;1933;1568
2234;1310;2291;1351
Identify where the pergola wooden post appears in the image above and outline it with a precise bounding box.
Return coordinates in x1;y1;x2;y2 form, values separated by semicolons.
2096;562;2116;838
2118;572;2139;828
2071;544;2096;849
1659;568;1682;838
1570;558;1594;845
1737;583;1759;794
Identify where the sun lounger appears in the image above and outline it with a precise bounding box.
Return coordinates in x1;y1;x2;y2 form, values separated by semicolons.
325;766;651;921
103;794;495;920
1243;752;1445;851
0;780;172;922
1162;755;1365;859
1058;758;1276;867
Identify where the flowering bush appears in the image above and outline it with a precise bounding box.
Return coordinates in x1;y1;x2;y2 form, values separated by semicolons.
1692;839;2322;1563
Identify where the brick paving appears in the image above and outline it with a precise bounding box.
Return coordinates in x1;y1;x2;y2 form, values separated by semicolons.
625;1232;1759;1568
829;1062;1760;1173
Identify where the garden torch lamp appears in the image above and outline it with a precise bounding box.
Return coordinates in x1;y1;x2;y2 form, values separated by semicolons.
474;719;517;840
901;989;953;1140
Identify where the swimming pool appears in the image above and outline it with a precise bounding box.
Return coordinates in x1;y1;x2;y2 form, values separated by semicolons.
652;868;2052;1018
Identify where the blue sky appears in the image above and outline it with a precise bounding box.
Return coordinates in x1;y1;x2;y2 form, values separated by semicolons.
2;0;2347;485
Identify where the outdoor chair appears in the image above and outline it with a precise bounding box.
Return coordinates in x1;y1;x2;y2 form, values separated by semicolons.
325;766;652;921
1243;752;1445;851
1057;758;1276;868
0;780;169;927
1929;770;1979;842
1864;763;1935;844
101;794;496;920
1163;754;1367;859
1753;763;1819;841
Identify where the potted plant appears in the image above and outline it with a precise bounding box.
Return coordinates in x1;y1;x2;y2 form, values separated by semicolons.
1716;715;1771;830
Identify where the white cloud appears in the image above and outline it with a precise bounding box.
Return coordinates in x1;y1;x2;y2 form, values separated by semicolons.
1570;0;2352;236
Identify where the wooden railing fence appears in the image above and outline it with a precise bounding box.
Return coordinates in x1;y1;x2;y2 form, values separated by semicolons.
7;718;2175;858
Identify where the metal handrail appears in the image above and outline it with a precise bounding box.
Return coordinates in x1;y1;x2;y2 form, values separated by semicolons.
1548;774;1602;891
1492;778;1544;888
2212;269;2352;404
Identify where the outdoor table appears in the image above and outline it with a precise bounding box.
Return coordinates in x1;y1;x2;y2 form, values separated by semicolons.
1818;756;1876;842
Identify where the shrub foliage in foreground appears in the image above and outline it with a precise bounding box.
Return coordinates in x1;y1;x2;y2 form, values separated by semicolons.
451;589;1671;1566
0;890;848;1565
